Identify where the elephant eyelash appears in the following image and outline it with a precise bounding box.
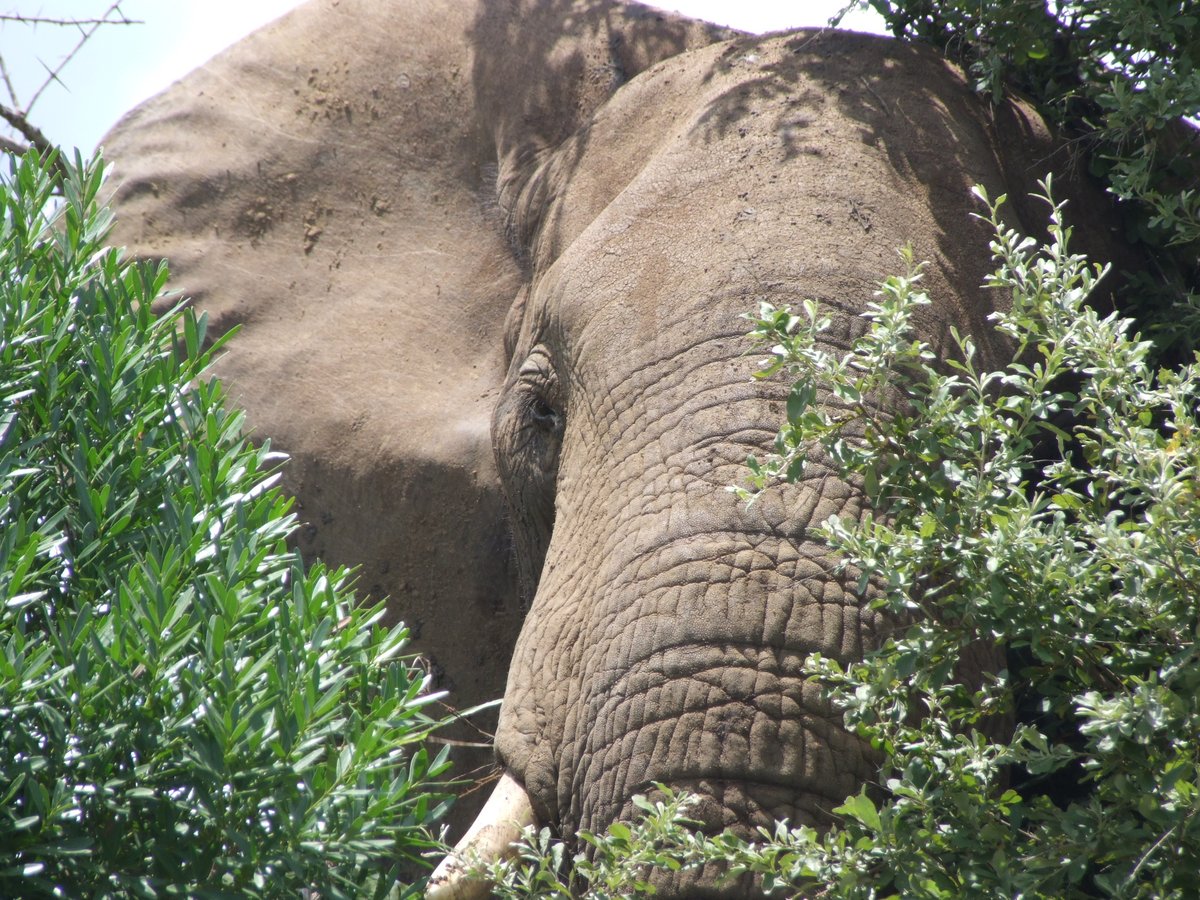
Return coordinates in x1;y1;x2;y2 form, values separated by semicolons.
525;392;565;436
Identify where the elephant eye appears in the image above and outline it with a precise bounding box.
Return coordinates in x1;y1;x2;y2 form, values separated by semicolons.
528;394;564;436
494;343;563;598
515;344;564;439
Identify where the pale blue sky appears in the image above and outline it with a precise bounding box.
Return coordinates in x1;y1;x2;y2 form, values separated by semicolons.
1;1;886;155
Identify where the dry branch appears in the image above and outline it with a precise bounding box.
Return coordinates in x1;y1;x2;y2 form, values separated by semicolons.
0;99;67;179
0;15;140;26
24;2;137;114
0;2;140;183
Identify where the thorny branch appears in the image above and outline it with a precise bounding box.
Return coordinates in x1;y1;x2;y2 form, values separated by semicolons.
0;2;140;177
23;3;140;114
0;97;68;180
0;14;139;26
0;99;55;153
0;53;18;107
0;132;25;155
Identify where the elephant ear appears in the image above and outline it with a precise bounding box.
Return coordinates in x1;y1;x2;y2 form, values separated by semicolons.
101;0;525;723
101;0;728;826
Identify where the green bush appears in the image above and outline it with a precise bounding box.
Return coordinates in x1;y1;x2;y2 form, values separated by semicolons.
734;177;1200;896
0;150;449;898
486;180;1200;897
840;0;1200;360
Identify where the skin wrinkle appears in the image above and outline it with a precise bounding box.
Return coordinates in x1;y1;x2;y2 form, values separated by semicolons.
497;294;884;831
602;577;872;676
610;471;857;561
572;330;873;463
537;399;783;561
583;396;859;556
575;700;866;831
590;523;818;606
489;24;1075;876
587;697;851;792
590;630;870;698
608;539;850;610
572;342;749;439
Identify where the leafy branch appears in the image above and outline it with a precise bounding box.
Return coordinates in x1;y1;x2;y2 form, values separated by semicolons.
836;0;1200;362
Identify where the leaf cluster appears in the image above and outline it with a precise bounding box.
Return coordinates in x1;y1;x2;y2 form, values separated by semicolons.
0;151;449;898
479;789;723;899
839;0;1200;360
737;178;1200;897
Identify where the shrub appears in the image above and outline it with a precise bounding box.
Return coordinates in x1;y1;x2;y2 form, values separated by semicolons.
0;150;449;898
486;179;1200;897
841;0;1200;361
734;177;1200;897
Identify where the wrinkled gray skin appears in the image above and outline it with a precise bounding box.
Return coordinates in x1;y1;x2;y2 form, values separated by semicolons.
103;0;1129;894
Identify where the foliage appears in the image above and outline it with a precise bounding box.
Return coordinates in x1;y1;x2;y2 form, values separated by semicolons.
0;149;450;898
479;789;705;899
735;176;1200;896
838;0;1200;360
489;180;1200;897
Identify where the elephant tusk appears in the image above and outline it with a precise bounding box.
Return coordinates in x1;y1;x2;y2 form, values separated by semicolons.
426;771;535;900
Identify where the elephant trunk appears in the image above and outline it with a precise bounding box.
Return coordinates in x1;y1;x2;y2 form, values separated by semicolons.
425;772;534;900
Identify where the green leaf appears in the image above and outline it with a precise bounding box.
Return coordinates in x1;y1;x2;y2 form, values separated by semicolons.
833;789;881;832
1050;492;1083;510
607;822;631;843
0;151;447;894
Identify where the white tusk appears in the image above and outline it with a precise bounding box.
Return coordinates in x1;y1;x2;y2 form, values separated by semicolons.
426;771;536;900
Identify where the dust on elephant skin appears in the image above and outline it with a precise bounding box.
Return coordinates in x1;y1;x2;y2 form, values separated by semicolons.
101;1;1131;894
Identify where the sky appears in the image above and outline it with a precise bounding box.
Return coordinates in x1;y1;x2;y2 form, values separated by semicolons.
1;1;887;155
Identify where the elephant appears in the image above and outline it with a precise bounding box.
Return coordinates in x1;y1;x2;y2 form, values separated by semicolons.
100;0;1135;895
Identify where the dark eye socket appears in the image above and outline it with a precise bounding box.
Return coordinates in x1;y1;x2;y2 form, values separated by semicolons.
529;394;564;435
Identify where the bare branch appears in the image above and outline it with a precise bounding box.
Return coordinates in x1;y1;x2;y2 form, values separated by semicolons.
0;132;29;155
0;100;53;151
0;100;67;180
25;3;135;114
0;52;18;107
0;15;140;26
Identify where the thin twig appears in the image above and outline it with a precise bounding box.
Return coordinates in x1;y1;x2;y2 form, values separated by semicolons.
25;3;133;113
859;74;892;117
0;53;18;107
0;15;140;26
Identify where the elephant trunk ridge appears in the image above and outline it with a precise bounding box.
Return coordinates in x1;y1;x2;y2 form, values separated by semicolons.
426;771;534;900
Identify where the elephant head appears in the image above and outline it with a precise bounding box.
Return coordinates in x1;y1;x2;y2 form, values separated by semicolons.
101;1;1131;896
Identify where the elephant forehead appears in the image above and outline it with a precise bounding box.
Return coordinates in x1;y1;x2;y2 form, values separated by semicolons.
524;27;1007;370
